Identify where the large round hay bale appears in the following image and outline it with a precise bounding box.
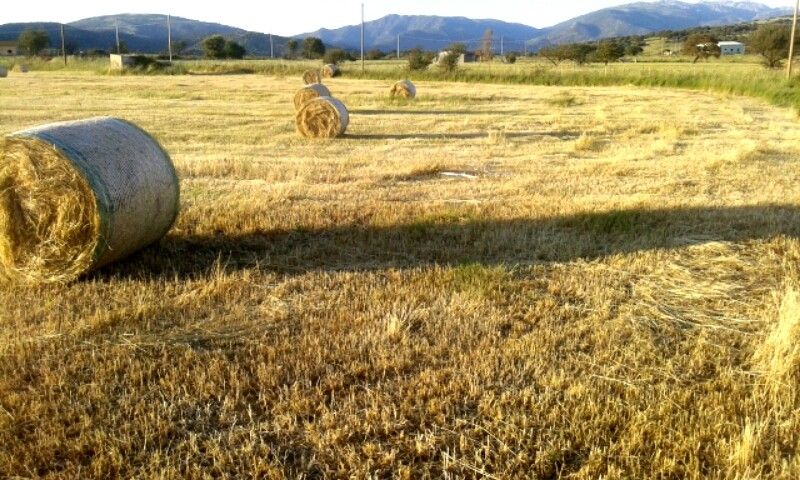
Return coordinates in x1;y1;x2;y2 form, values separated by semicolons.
0;67;7;78
321;64;340;78
390;80;416;99
296;96;349;139
302;69;321;85
0;117;180;284
12;64;28;73
293;83;331;111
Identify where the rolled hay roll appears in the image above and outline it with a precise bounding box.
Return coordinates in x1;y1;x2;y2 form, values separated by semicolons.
321;64;341;78
302;69;321;85
390;80;417;99
293;83;332;111
296;96;349;139
0;66;7;78
0;117;180;284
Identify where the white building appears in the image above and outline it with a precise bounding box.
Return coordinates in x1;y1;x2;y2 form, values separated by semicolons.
0;41;18;56
718;41;745;55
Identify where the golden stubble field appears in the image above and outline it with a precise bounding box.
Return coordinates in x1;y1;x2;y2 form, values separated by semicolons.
1;72;800;478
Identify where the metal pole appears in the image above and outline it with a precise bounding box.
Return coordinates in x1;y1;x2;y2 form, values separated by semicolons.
115;21;120;54
270;33;274;59
60;24;67;65
167;14;172;63
788;0;799;79
361;3;365;73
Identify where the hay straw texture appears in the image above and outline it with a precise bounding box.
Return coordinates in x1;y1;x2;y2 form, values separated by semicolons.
295;96;349;139
321;64;341;78
13;65;28;73
293;83;331;111
302;69;321;85
390;80;417;99
0;117;179;284
0;67;7;78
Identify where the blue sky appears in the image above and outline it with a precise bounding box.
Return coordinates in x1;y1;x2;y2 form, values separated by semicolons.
1;1;793;36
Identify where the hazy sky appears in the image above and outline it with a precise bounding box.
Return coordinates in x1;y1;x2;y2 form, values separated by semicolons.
1;1;794;36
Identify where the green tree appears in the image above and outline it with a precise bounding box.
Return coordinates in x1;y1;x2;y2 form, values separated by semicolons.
438;51;459;73
172;40;189;56
202;35;226;59
750;24;796;69
286;39;299;59
323;48;351;65
683;34;721;63
446;42;467;55
594;40;624;65
407;48;433;71
566;43;596;65
223;40;246;59
302;37;325;59
18;29;50;56
538;44;570;66
624;42;644;58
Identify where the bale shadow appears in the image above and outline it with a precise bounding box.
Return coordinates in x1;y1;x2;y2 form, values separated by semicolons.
350;109;520;116
95;205;800;282
345;131;568;141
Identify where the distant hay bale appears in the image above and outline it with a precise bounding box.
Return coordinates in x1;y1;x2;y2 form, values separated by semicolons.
321;64;341;78
390;80;417;99
0;67;7;78
295;96;349;139
302;69;321;85
0;117;180;284
293;83;331;111
12;64;28;73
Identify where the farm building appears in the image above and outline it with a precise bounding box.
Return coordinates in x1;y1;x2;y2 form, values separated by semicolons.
0;41;18;56
718;41;745;55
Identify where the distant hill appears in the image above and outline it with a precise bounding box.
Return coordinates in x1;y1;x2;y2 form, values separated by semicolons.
531;0;792;49
0;14;288;56
298;15;542;53
298;1;791;53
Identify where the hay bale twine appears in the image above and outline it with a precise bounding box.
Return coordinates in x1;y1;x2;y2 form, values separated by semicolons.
293;83;331;111
390;80;417;99
0;67;7;78
302;69;321;85
321;64;341;78
296;96;349;139
0;117;180;284
13;64;28;73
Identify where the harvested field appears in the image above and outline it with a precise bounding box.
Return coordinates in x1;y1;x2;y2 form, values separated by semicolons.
1;72;800;478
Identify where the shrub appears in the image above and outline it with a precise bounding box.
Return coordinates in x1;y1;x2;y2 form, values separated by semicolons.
750;24;796;69
366;49;385;60
505;53;518;64
223;41;246;60
323;48;352;65
302;37;326;59
438;51;460;73
202;35;226;59
408;48;433;71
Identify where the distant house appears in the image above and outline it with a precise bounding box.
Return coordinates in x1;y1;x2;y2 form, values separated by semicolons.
718;41;745;55
434;51;477;65
0;41;18;56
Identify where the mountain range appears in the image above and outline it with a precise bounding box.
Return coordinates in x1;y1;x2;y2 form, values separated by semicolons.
0;1;792;56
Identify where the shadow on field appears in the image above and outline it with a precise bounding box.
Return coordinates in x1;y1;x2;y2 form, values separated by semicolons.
346;131;565;141
95;205;800;281
350;109;520;116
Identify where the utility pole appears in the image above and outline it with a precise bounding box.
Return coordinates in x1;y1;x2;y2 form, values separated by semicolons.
524;41;527;57
397;34;400;59
167;14;172;63
361;3;365;73
115;21;121;54
788;0;799;79
60;24;67;65
270;33;274;59
501;36;504;56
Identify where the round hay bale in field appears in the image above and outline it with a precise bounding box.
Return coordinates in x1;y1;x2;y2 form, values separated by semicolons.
293;83;332;111
302;69;321;85
296;96;349;139
0;117;180;284
0;67;7;78
13;64;28;73
321;64;340;78
390;80;416;99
